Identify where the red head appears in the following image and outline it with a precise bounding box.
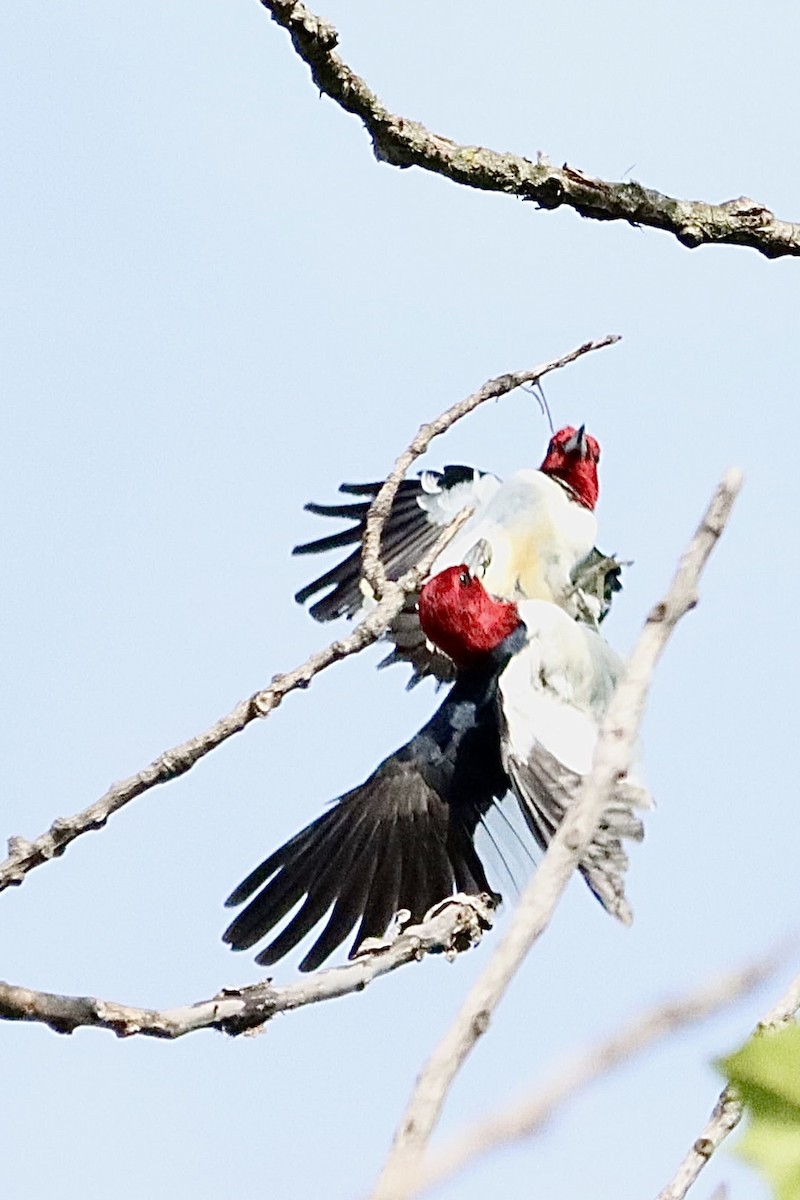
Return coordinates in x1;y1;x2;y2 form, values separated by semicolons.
418;566;521;668
539;425;600;510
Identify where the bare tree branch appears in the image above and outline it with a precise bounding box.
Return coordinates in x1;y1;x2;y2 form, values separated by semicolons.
361;335;619;599
260;0;800;261
0;521;454;895
369;467;744;1200
1;337;615;896
417;950;785;1196
0;895;494;1039
655;968;800;1200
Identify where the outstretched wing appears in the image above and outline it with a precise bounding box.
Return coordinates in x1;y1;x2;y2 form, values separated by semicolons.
498;603;651;923
223;675;508;971
293;467;501;622
503;748;648;924
292;469;625;684
223;763;490;972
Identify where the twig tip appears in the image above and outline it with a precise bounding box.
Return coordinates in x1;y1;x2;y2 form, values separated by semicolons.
722;466;745;494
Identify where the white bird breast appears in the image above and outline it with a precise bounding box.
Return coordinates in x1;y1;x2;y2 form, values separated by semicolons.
426;470;598;602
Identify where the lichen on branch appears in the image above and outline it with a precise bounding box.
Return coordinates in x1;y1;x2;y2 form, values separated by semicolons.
261;0;800;260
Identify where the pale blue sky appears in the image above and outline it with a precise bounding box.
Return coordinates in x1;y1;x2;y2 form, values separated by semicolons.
2;3;798;1198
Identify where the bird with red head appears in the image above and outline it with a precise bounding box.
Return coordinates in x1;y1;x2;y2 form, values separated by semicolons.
539;424;600;510
223;565;649;972
293;423;621;683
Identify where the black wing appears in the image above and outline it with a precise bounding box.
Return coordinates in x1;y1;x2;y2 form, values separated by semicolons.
293;468;496;623
292;472;626;684
223;669;509;971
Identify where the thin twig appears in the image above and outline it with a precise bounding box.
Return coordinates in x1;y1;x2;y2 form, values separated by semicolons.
1;339;613;895
369;468;744;1200
418;950;784;1196
0;895;494;1039
360;335;620;598
261;0;800;260
655;969;800;1200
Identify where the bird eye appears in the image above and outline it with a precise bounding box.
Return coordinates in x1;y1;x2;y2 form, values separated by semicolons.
458;569;470;587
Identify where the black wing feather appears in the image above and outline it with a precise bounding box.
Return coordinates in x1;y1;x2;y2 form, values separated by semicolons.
292;470;490;624
292;469;626;680
348;817;404;963
299;846;385;973
223;803;369;948
253;820;374;968
224;660;513;970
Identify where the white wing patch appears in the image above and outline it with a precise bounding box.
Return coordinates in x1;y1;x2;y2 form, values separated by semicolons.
499;601;652;924
416;471;502;522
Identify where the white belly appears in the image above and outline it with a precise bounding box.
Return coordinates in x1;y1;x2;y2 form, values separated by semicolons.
432;469;597;606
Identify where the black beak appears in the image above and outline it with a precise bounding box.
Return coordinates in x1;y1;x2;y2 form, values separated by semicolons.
563;424;587;457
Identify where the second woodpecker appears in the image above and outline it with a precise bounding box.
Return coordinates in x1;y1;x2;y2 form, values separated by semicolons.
293;425;623;682
223;565;650;972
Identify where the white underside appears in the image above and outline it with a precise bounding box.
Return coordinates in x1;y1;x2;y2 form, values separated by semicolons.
421;469;598;609
499;599;649;800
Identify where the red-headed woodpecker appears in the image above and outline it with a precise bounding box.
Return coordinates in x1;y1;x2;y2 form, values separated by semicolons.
293;426;622;681
223;566;649;971
419;566;651;923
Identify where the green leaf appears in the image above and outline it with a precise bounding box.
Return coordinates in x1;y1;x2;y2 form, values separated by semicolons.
719;1023;800;1200
737;1119;800;1200
723;1025;800;1109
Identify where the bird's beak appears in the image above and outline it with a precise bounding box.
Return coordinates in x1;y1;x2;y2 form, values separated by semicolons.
563;424;588;457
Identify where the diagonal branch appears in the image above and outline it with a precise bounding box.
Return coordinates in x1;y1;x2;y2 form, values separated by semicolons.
0;895;494;1039
655;968;800;1200
0;518;457;895
417;950;785;1196
1;336;614;895
369;467;744;1200
361;334;620;597
260;0;800;260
